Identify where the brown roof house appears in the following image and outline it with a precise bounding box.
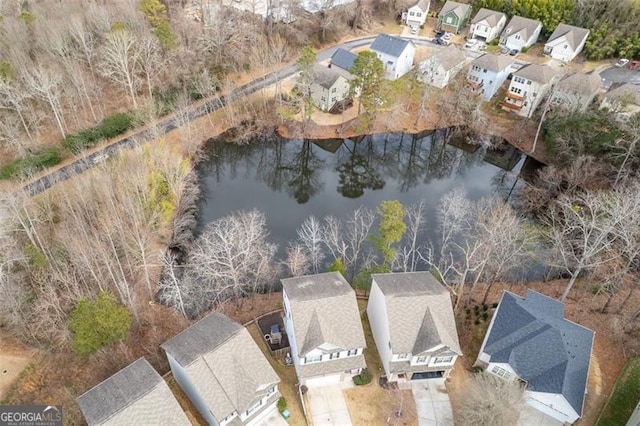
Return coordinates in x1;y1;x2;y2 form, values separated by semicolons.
161;313;281;426
282;272;367;386
77;358;190;426
367;272;462;382
417;47;467;88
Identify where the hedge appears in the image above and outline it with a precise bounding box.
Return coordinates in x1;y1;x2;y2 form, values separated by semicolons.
0;147;63;180
63;112;134;154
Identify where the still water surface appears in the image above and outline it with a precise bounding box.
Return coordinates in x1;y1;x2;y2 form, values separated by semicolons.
197;130;525;248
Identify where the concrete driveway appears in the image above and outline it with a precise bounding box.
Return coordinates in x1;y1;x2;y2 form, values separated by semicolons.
518;405;564;426
305;384;353;426
251;405;289;426
600;66;640;89
410;378;454;426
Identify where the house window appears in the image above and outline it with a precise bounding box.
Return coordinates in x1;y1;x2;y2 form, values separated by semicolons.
514;76;525;84
388;341;392;350
416;12;421;17
305;354;321;364
330;352;340;360
445;16;453;24
266;386;276;397
321;96;326;101
245;398;263;417
489;80;493;84
331;87;337;93
491;365;512;379
515;34;520;39
433;356;454;364
416;356;428;364
527;80;532;85
397;353;410;360
472;65;480;72
510;87;522;95
348;349;358;356
483;68;487;73
331;97;337;103
410;11;415;16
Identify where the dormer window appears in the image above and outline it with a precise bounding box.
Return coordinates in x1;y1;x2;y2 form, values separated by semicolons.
397;353;410;360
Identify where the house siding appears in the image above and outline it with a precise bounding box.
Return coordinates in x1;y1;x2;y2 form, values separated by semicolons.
526;391;580;424
500;25;541;51
282;289;302;378
367;281;393;376
503;77;552;118
310;75;350;111
406;4;428;27
373;44;416;80
470;16;506;42
466;65;511;100
167;354;220;426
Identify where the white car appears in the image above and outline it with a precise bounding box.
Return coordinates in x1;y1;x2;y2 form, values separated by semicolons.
442;33;454;41
615;58;629;67
464;39;478;49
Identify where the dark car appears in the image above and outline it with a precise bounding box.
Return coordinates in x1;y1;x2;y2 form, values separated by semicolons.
434;30;445;38
432;38;445;45
509;49;519;56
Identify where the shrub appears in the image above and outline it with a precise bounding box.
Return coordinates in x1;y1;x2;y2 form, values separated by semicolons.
69;292;131;358
353;368;372;385
327;258;346;276
63;113;134;154
0;148;64;180
277;397;287;412
98;113;134;139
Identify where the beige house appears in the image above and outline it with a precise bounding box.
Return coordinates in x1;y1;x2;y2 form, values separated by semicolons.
500;16;542;52
502;63;559;118
367;272;462;382
405;0;430;28
309;64;351;112
551;72;601;112
601;83;640;119
77;358;190;426
282;272;367;386
544;23;589;62
469;8;507;42
417;48;467;88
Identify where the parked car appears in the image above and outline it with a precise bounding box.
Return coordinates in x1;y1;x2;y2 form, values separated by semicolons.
432;38;445;45
615;58;630;67
434;30;445;38
442;33;453;41
501;46;510;54
629;60;640;70
509;49;519;56
464;39;478;49
410;26;419;35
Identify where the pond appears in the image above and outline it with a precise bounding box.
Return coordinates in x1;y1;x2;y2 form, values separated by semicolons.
196;129;529;250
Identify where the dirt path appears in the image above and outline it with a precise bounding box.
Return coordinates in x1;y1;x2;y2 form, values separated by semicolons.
0;331;36;400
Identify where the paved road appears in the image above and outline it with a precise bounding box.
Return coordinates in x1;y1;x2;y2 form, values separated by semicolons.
20;35;473;197
600;65;640;89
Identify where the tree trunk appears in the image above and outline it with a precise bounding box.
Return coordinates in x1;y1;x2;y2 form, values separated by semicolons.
560;269;581;302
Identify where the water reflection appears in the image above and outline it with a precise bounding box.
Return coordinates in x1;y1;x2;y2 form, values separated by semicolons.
197;130;528;245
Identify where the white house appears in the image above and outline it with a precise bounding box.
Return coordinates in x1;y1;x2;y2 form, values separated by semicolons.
367;272;462;382
476;290;594;424
77;358;190;426
282;272;367;386
544;23;589;62
628;401;640;426
465;53;514;100
502;63;559;118
417;47;467;88
469;8;507;43
601;82;640;120
405;0;430;29
370;33;416;80
500;15;542;52
309;64;351;112
161;313;281;426
551;72;601;112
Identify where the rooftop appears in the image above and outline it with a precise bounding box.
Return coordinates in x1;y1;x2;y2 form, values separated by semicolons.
439;1;471;18
330;48;357;72
546;23;590;50
514;63;558;84
471;53;514;72
502;15;542;40
370;33;414;58
471;8;506;26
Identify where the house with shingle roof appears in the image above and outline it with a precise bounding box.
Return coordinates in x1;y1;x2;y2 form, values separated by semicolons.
438;1;471;34
476;290;594;424
161;312;281;426
405;0;430;28
77;358;190;426
465;53;514;100
544;23;589;62
370;34;416;80
469;8;507;43
329;48;357;79
417;48;467;88
367;272;462;381
601;82;640;119
282;272;367;386
551;72;602;112
309;64;351;112
500;16;542;52
502;63;560;118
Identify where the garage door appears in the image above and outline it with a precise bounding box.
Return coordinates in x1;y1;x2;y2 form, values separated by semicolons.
304;374;343;387
411;371;443;380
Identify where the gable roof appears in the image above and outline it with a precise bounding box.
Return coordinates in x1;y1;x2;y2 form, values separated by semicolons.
471;53;514;72
409;0;430;12
555;72;601;95
471;8;506;26
502;15;542;41
514;63;558;84
161;313;280;421
422;47;467;72
312;64;344;90
483;290;594;417
330;48;357;72
77;358;190;426
370;33;414;58
372;272;462;356
546;23;589;50
439;1;470;18
605;82;640;105
282;272;366;356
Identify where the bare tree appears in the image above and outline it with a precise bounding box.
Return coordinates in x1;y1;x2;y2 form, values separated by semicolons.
297;216;326;273
22;65;67;138
394;200;427;272
99;28;142;107
456;373;525;426
283;243;311;277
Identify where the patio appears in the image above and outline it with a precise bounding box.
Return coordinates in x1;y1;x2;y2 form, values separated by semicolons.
257;312;291;357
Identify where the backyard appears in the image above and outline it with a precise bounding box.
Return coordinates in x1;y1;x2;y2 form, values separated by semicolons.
597;357;640;426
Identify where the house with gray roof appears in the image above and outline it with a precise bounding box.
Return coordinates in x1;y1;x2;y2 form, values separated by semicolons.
544;23;589;62
329;48;357;79
438;1;471;34
405;0;430;28
469;8;507;43
502;63;560;118
77;358;190;426
500;16;542;52
282;272;367;386
367;272;462;381
465;53;515;100
417;47;467;88
161;312;281;426
309;64;351;112
551;72;601;112
476;290;594;424
370;34;416;80
601;82;640;119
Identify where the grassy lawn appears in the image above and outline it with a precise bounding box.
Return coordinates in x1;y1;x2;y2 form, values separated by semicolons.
247;322;307;426
596;357;640;426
